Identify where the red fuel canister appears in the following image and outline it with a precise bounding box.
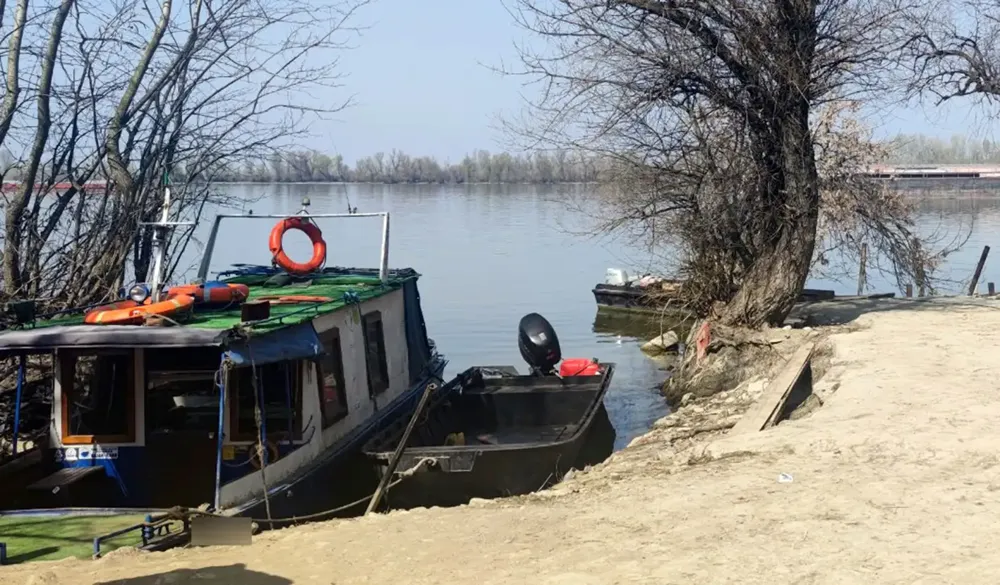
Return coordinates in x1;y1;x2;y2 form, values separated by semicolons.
559;358;600;376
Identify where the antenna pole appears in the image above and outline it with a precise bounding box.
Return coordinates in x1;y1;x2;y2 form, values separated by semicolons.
147;171;172;302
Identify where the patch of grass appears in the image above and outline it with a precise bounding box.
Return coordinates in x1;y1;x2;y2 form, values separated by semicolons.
0;514;144;564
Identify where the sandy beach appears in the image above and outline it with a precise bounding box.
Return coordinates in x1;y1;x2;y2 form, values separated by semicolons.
3;297;999;585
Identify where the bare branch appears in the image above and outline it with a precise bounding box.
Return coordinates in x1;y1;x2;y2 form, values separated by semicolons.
502;0;925;326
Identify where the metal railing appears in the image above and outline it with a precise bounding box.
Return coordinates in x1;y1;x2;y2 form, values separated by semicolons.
92;513;190;559
196;212;391;284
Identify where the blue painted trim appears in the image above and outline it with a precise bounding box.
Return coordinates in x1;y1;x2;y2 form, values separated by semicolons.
228;356;447;515
11;355;24;455
214;353;228;510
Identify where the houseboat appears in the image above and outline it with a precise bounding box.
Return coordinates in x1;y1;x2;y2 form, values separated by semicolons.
0;195;446;526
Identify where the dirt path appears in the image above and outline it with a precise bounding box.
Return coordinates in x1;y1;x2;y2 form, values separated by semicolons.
5;298;1000;584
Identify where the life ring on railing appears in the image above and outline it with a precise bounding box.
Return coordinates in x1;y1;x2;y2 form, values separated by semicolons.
248;440;280;469
168;282;250;305
269;217;327;275
256;295;333;305
84;294;195;325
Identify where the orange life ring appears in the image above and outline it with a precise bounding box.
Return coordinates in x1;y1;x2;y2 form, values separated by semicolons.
168;282;249;305
269;217;326;275
256;295;333;305
84;294;195;325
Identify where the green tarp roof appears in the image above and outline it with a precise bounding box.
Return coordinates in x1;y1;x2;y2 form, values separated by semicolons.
26;273;409;334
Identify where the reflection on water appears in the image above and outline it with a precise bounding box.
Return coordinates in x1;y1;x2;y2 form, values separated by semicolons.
589;310;676;447
592;310;692;340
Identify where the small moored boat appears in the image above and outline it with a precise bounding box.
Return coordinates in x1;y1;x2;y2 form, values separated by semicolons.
362;313;616;510
593;268;837;313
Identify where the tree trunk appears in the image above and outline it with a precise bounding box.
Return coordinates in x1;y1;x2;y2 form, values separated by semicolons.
719;106;819;328
0;0;27;147
3;0;73;296
106;0;172;198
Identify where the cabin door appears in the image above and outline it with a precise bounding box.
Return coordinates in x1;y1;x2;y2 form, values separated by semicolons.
143;349;222;508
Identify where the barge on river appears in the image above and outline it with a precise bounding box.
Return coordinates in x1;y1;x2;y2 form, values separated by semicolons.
0;196;444;526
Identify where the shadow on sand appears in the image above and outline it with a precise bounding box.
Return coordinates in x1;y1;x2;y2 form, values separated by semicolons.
94;564;292;585
789;296;1000;326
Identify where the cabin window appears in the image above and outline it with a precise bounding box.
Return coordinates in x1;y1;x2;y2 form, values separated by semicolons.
61;351;134;444
145;347;223;434
318;328;348;427
362;311;390;396
229;361;302;442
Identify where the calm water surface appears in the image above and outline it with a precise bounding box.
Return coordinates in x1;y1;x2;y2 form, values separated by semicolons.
177;181;1000;450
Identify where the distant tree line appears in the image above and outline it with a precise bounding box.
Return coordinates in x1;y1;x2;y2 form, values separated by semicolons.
195;134;1000;184
885;134;1000;165
211;149;604;184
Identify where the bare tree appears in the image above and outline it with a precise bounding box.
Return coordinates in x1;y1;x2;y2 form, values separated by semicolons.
905;0;1000;106
0;0;366;310
504;0;927;327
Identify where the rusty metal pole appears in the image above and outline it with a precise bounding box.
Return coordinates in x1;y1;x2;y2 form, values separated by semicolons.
365;382;437;515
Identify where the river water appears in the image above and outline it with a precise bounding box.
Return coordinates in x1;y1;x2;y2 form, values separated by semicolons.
183;181;999;450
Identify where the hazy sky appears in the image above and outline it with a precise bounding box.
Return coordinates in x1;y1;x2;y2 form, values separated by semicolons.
318;0;996;163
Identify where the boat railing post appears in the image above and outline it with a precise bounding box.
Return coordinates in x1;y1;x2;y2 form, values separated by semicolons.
141;514;153;545
379;212;390;284
11;355;24;456
197;215;225;283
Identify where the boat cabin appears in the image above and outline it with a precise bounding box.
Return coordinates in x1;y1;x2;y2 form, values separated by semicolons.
0;209;445;519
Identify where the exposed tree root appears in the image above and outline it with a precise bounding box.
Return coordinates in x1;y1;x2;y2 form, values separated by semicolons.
664;318;797;405
668;421;738;443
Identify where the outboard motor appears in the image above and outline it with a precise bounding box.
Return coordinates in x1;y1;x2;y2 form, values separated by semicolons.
518;313;562;376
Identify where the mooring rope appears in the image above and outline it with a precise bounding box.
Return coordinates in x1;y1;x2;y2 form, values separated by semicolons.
159;456;437;529
245;338;274;529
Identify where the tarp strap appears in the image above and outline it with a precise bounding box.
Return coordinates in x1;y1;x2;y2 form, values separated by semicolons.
12;355;25;455
213;353;229;511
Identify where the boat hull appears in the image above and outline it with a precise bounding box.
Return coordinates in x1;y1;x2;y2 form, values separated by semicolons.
362;365;616;510
372;403;616;509
592;283;837;313
229;359;447;523
592;283;664;313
